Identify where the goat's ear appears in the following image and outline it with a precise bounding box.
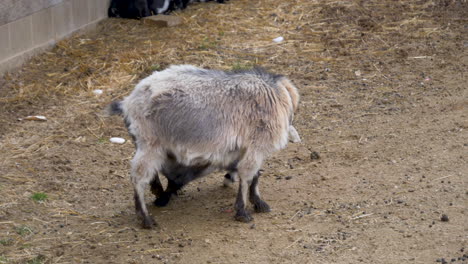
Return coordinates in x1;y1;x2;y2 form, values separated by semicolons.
277;77;299;111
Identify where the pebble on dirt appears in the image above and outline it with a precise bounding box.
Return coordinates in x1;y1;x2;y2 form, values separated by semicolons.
440;214;449;222
110;137;126;144
273;36;284;43
310;151;320;160
93;89;103;95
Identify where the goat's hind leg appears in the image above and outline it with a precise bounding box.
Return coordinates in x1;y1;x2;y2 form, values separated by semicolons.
133;181;154;229
131;151;160;229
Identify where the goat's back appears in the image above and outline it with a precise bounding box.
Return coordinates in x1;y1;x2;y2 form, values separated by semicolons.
122;65;294;163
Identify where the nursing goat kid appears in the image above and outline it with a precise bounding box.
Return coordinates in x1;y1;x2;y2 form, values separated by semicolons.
109;65;300;228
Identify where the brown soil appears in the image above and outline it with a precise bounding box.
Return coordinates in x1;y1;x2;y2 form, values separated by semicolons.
0;0;467;263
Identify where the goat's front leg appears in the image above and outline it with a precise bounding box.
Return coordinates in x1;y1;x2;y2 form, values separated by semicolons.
234;158;264;222
249;170;270;213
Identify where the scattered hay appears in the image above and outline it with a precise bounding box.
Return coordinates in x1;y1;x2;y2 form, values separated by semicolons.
0;0;465;110
0;0;466;263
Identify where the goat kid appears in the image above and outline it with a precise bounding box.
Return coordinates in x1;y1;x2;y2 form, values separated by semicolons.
109;65;300;228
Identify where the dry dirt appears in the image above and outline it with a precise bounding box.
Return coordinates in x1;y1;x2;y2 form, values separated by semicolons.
0;0;467;263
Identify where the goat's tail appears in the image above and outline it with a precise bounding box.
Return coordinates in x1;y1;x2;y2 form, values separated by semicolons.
106;101;124;116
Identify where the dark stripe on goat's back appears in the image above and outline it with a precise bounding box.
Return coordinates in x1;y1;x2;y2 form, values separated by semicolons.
229;67;283;82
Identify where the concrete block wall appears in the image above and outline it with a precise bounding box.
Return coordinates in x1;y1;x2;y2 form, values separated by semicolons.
0;0;110;74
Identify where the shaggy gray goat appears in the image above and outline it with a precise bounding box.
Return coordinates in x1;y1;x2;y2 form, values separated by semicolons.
109;65;300;228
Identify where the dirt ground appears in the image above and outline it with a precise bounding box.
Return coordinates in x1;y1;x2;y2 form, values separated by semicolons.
0;0;467;263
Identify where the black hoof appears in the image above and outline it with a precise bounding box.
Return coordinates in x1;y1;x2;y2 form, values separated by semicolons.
234;210;253;222
154;192;171;207
254;200;271;213
142;216;155;229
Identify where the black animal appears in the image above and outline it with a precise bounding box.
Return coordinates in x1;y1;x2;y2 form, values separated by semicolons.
108;0;228;19
108;0;151;18
168;0;191;11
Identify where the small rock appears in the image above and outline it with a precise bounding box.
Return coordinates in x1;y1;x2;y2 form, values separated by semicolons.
310;151;320;160
440;214;449;222
250;224;256;229
273;36;284;43
93;89;103;95
110;137;126;144
143;15;182;27
285;176;293;180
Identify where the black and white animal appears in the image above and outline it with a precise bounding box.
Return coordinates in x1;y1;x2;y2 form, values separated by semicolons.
108;0;227;19
147;0;171;14
108;65;300;228
108;0;151;18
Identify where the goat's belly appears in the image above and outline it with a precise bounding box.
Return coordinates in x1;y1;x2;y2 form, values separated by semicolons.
160;149;241;186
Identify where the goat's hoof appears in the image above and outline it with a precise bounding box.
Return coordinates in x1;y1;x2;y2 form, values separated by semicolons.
154;193;171;207
142;217;155;229
234;211;253;222
254;200;271;213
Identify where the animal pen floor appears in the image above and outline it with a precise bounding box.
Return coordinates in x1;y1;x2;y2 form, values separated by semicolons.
0;0;467;263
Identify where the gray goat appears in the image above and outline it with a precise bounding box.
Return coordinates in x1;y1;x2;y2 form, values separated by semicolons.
109;65;300;228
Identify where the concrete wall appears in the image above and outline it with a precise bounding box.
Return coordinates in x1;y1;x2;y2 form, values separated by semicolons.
0;0;110;74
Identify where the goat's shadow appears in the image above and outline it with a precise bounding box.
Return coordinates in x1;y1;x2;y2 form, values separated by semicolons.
147;174;241;225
